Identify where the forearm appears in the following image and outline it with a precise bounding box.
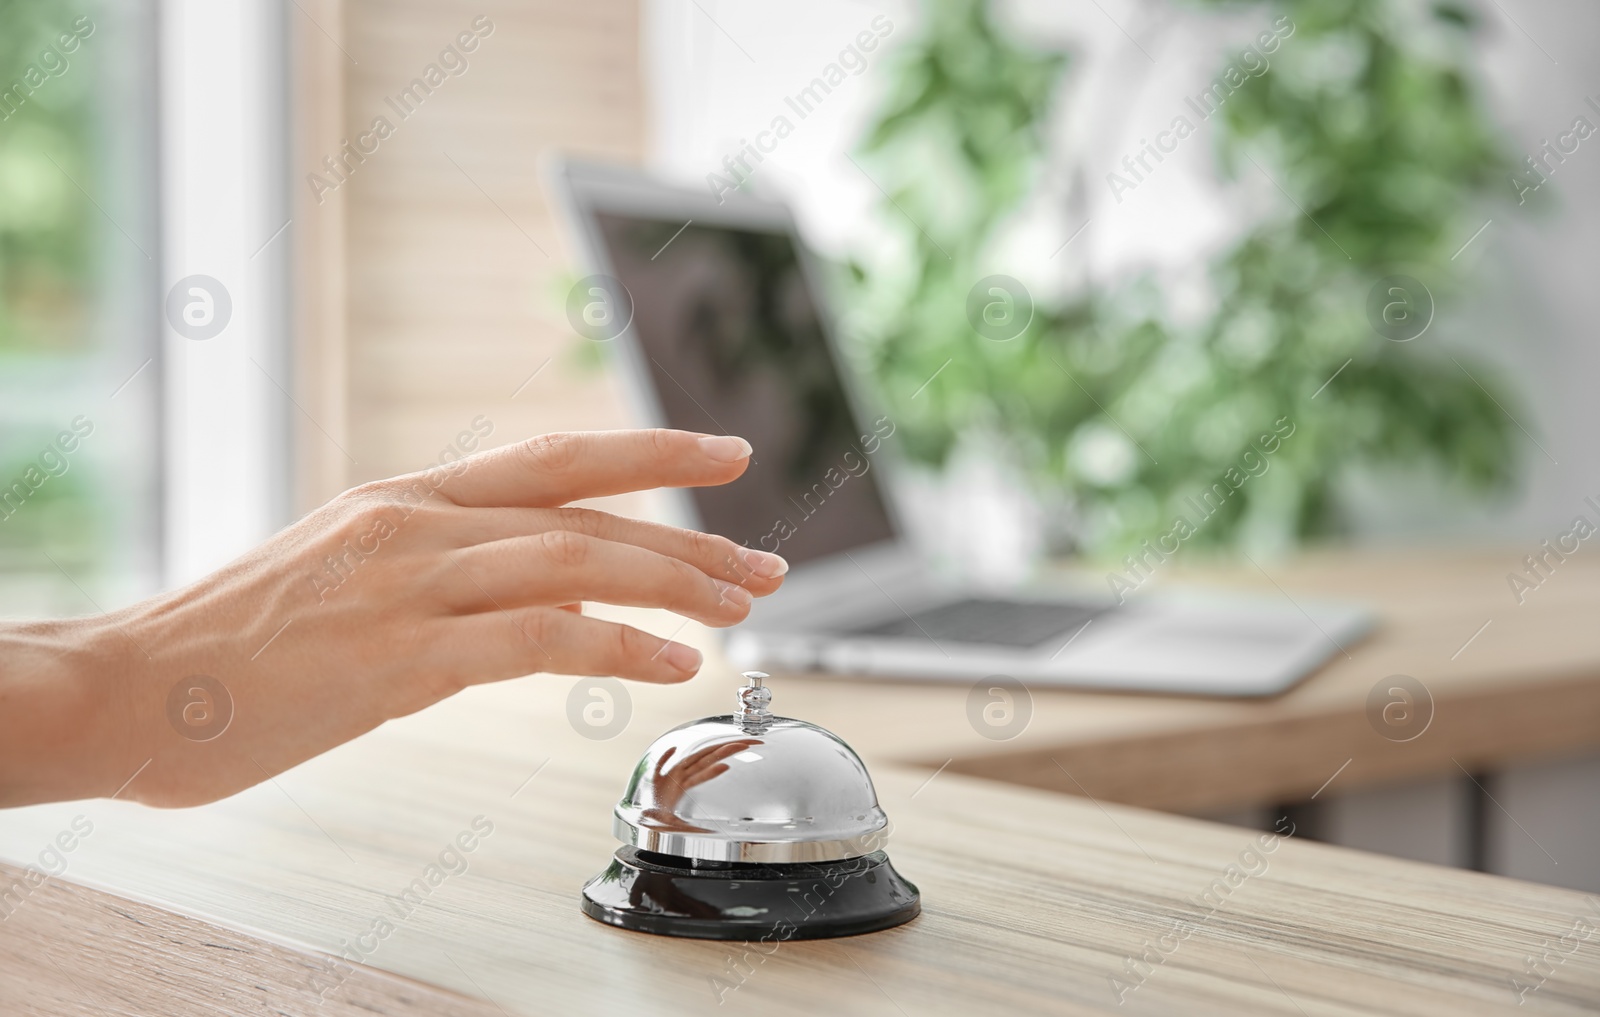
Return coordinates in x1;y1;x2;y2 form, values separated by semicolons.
0;617;144;808
2;429;777;809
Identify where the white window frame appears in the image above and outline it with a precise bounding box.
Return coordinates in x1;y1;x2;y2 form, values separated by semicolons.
158;0;291;584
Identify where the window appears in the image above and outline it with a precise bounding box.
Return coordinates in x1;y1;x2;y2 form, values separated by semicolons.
0;0;161;616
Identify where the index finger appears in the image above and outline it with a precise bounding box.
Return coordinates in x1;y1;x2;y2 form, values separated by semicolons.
424;429;753;508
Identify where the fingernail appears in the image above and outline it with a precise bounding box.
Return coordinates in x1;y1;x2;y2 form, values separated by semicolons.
741;549;789;579
664;642;703;674
699;435;753;462
716;580;753;608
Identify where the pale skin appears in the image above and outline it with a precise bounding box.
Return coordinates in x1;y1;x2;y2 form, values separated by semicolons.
0;429;788;809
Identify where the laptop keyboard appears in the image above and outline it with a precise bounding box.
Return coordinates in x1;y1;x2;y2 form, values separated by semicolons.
843;598;1110;649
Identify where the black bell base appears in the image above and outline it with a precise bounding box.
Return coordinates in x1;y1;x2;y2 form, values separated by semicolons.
581;846;920;941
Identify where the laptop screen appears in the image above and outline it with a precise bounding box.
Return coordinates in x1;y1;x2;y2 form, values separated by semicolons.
592;212;898;565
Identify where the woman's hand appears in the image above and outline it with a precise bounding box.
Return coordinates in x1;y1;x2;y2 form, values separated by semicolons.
0;429;787;808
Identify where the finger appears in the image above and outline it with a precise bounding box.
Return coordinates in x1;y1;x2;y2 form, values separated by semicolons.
677;762;730;789
445;606;703;685
673;753;747;785
654;746;678;774
674;739;762;776
453;506;790;587
427;429;753;508
447;532;757;627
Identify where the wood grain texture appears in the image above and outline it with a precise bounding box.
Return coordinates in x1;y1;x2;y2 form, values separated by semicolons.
5;579;1600;1017
0;859;493;1016
337;0;643;488
758;548;1600;815
1;730;1597;1016
289;0;352;514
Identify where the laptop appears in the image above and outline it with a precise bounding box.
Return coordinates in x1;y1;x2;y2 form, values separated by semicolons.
549;159;1372;696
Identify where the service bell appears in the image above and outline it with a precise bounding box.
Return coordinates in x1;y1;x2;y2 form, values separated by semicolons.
580;672;920;940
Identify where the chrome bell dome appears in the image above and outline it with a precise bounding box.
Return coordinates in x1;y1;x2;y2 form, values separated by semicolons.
613;672;890;864
582;671;920;940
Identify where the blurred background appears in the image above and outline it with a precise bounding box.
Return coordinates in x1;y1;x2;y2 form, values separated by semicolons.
2;0;1595;884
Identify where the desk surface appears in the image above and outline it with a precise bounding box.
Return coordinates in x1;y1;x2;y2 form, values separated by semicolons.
5;734;1600;1015
775;548;1600;814
4;549;1600;1014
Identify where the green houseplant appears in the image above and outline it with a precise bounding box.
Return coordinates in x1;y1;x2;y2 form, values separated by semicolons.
844;0;1520;560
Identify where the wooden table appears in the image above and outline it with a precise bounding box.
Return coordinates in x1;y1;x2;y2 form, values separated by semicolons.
4;549;1600;1014
5;734;1600;1015
769;548;1600;815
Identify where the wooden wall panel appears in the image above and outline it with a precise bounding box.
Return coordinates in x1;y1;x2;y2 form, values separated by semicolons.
296;0;643;496
290;0;350;514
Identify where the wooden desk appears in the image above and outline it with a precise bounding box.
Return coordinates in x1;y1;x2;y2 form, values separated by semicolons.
4;733;1600;1015
4;549;1599;1013
767;548;1600;815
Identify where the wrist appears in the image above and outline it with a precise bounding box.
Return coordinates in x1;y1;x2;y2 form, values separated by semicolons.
0;616;147;806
